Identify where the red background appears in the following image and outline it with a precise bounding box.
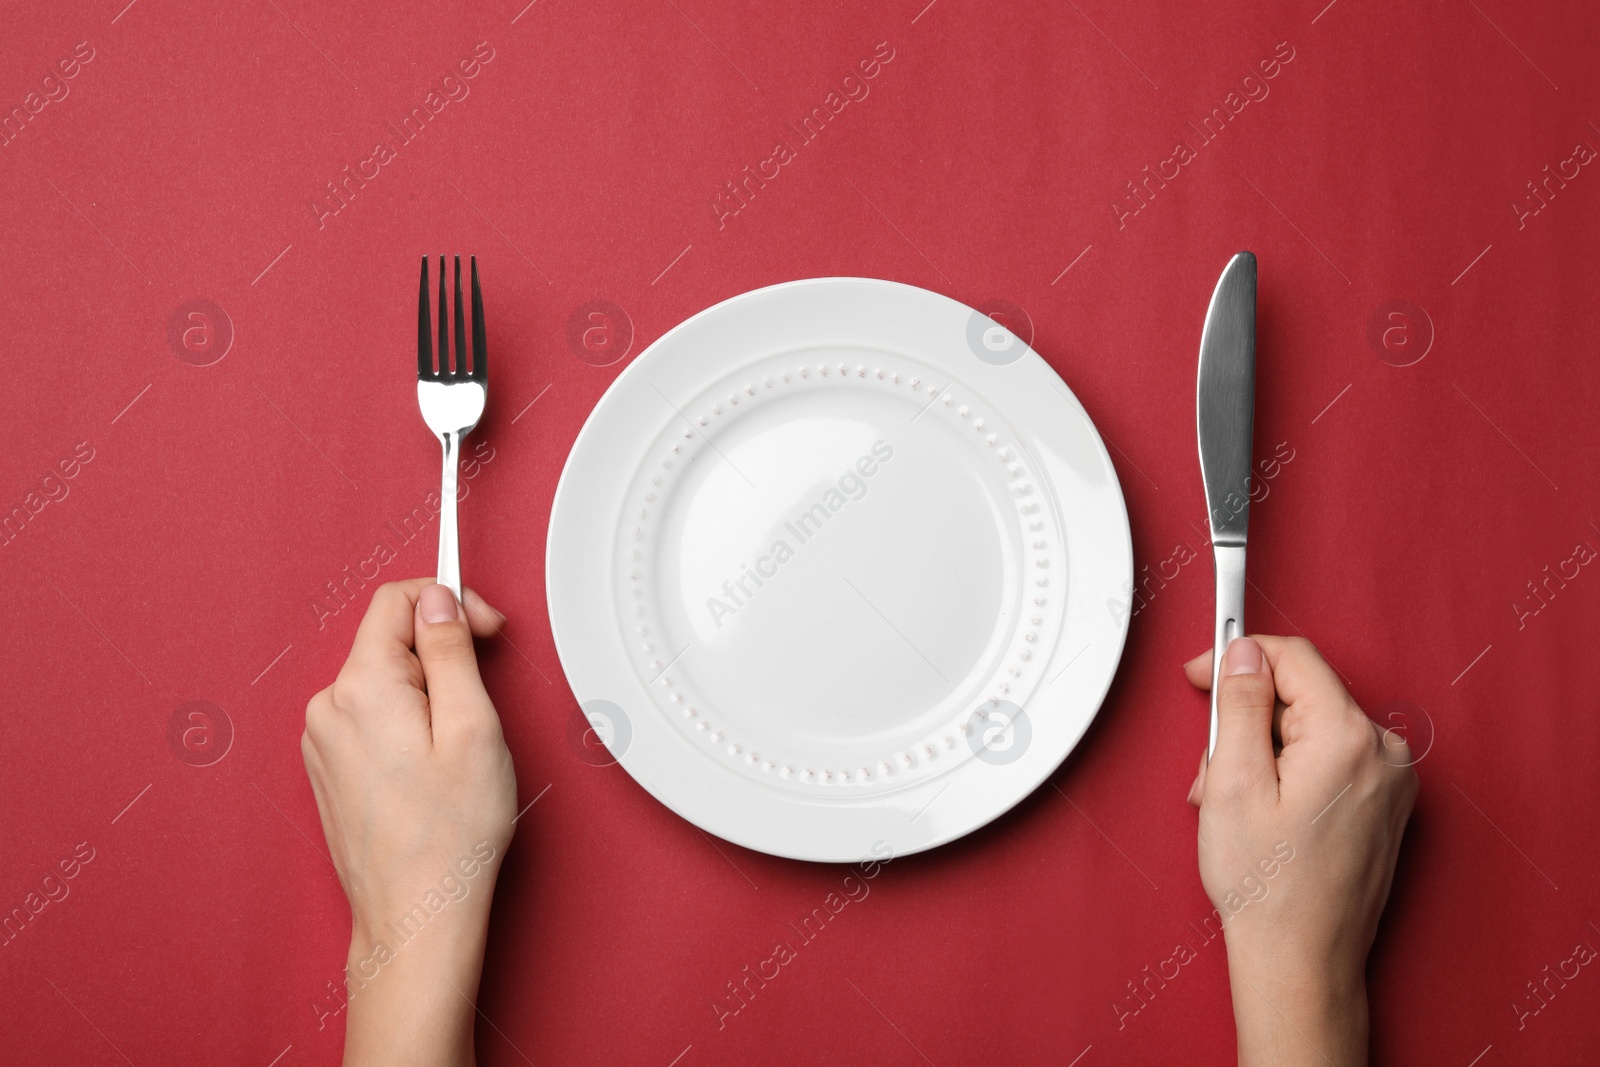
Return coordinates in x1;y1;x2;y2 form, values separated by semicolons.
3;0;1598;1063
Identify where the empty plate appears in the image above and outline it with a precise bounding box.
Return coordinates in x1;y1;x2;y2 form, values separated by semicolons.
547;278;1131;861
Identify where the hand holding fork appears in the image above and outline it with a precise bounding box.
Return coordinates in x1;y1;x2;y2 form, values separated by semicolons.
417;255;487;601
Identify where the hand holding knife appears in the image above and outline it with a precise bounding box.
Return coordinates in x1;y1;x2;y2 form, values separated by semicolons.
1196;252;1257;759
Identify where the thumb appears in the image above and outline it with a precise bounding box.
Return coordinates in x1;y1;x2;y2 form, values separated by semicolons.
414;583;493;727
1210;636;1278;793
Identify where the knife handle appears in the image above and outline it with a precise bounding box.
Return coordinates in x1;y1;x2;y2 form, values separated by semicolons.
1208;544;1247;760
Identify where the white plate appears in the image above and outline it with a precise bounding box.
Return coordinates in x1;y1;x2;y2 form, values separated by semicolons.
546;278;1132;862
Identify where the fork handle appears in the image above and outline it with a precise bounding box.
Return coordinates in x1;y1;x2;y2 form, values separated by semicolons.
436;432;463;601
1208;543;1246;761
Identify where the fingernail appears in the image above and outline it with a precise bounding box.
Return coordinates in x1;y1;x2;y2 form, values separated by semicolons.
420;584;460;624
1224;636;1263;676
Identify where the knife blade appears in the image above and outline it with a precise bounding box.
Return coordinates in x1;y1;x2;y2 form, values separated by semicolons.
1196;251;1256;759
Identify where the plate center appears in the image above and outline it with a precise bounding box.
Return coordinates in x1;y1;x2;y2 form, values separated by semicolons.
635;358;1028;773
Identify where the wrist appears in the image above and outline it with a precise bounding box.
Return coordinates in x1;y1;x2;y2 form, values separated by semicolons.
349;860;501;965
342;928;486;1067
1225;940;1368;1066
341;887;497;1066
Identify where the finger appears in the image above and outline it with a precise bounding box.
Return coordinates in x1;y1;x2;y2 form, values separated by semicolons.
347;580;424;674
333;584;427;726
1186;636;1346;700
1187;748;1208;807
413;583;496;731
459;588;508;639
1250;635;1352;718
1187;645;1290;746
1209;637;1279;793
350;579;506;664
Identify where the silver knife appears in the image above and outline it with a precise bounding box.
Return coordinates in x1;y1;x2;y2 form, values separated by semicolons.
1196;251;1257;759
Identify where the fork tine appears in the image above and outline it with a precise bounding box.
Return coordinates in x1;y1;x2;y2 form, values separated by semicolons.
418;256;433;378
470;256;486;382
452;255;468;380
437;255;448;374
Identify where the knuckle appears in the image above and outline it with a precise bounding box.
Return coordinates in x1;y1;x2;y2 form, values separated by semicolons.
1379;726;1414;763
305;688;333;729
449;711;504;751
1351;715;1380;749
1206;768;1254;807
424;630;478;666
328;675;361;713
1219;671;1275;709
371;581;413;615
1337;719;1379;770
1279;635;1320;668
1385;741;1416;770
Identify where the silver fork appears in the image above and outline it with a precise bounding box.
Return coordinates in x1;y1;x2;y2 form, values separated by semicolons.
417;255;487;601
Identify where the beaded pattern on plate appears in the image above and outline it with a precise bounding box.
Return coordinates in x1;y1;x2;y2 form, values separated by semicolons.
625;361;1058;788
